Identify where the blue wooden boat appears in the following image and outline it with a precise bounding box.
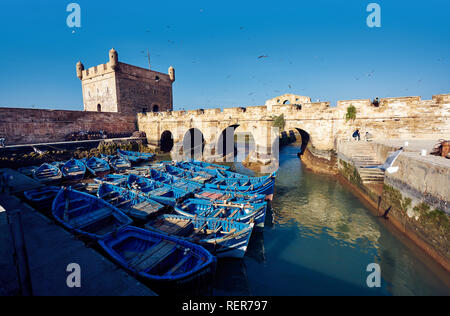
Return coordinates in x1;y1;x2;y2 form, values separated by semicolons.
94;174;128;186
98;226;216;289
205;172;277;200
145;214;254;258
98;183;164;220
127;174;189;206
194;188;266;204
117;149;155;163
24;186;60;209
71;182;100;195
33;163;63;183
51;161;65;169
61;159;86;181
164;165;214;184
146;169;203;193
84;157;111;176
52;187;133;240
18;165;38;177
176;162;269;184
189;160;230;171
174;198;267;228
108;155;131;171
125;166;151;176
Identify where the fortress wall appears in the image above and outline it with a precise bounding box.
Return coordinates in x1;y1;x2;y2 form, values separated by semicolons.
0;108;137;145
137;93;450;152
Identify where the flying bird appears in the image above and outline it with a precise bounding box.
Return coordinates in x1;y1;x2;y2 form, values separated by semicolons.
360;148;403;174
257;55;268;59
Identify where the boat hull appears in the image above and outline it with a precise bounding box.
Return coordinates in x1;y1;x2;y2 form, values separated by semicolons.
98;226;216;291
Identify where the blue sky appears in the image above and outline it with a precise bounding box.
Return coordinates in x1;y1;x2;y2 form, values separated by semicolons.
0;0;449;110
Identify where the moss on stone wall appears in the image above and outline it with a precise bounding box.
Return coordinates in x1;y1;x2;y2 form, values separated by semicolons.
381;184;449;260
339;159;363;188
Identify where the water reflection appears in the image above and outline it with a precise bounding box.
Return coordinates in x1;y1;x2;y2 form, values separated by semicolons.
214;142;450;296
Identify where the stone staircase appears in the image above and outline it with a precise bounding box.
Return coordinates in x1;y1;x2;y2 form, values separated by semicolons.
349;145;385;184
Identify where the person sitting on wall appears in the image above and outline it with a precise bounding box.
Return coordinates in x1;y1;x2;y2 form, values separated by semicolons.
365;131;373;142
352;129;361;141
372;97;380;107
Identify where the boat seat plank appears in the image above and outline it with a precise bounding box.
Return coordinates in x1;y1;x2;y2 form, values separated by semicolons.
129;241;176;272
69;207;111;228
165;254;191;276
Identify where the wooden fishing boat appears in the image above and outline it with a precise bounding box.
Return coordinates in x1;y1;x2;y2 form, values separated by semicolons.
24;186;60;210
174;198;267;228
98;183;164;220
61;159;86;181
18;165;38;177
164;165;214;184
145;214;254;258
194;188;266;204
52;187;133;240
71;182;100;195
117;149;155;163
98;226;216;289
188;160;230;171
146;169;203;193
94;174;128;186
51;161;65;169
84;157;111;176
33;163;63;183
127;174;189;206
108;155;131;171
125;166;151;176
205;172;277;200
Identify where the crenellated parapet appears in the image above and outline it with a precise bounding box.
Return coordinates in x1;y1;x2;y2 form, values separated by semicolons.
76;49;175;114
137;92;450;153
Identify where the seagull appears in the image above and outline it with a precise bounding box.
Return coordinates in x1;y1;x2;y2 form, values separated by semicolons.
32;146;45;155
360;148;403;174
257;55;268;59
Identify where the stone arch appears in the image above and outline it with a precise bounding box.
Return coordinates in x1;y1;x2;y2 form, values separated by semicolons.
294;128;311;154
183;128;205;160
97;104;102;112
153;104;159;112
216;124;239;158
233;125;256;162
283;100;290;105
160;130;174;152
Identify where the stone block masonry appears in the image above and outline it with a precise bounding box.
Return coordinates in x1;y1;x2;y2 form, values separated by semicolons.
137;93;450;157
77;49;175;114
0;108;137;145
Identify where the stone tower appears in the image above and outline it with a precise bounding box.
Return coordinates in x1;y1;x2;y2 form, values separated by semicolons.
77;49;175;114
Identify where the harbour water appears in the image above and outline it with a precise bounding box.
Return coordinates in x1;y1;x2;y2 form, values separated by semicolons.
213;143;450;296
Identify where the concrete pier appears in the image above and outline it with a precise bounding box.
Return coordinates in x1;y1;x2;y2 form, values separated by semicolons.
0;169;156;296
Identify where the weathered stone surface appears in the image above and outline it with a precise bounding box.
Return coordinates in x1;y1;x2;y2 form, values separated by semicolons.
0;108;136;145
138;93;450;155
78;49;174;114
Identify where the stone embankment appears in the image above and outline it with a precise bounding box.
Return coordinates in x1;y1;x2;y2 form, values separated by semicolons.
304;138;450;271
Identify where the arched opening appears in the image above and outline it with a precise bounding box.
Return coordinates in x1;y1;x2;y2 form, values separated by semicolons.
153;104;159;112
142;107;148;114
217;125;239;158
294;128;310;155
231;126;256;163
97;104;102;112
283;100;290;105
160;130;174;152
183;128;205;160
